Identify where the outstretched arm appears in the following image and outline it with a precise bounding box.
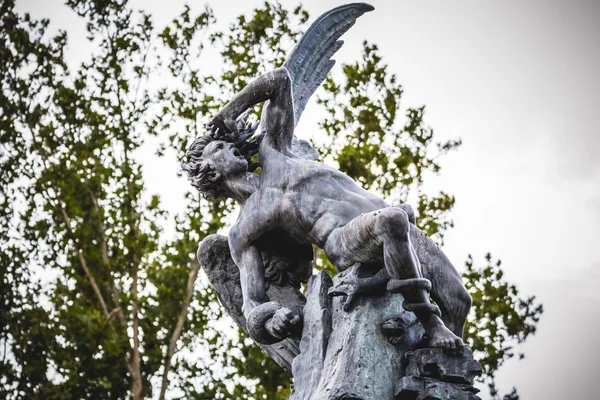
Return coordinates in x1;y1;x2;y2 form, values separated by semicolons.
212;68;294;153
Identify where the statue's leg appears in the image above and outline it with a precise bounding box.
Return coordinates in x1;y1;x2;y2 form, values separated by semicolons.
390;219;471;338
412;227;471;338
427;264;471;339
392;204;471;338
324;207;463;353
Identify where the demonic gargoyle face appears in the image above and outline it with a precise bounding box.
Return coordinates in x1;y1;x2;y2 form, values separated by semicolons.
202;139;249;177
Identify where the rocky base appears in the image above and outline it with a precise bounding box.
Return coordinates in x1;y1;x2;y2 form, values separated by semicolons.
396;377;480;400
290;270;482;400
395;347;482;400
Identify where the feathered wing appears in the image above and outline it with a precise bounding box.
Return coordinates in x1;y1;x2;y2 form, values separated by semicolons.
197;234;301;373
283;3;374;126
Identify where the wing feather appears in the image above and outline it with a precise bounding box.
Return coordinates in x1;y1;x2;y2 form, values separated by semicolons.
283;3;374;125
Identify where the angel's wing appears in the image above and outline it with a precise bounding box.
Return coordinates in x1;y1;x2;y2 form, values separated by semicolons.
284;3;374;126
197;234;302;373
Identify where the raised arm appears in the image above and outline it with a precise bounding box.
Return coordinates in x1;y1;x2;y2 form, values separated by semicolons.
212;67;294;154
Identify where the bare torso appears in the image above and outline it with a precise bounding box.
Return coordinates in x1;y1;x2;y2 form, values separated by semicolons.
235;146;388;248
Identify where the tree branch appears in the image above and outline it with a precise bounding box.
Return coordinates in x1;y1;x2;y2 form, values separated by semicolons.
130;262;143;400
88;190;111;267
158;261;201;400
88;188;130;328
60;198;139;393
59;207;110;319
105;23;145;397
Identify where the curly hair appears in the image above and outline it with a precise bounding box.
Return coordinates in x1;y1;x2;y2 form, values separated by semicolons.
182;110;265;200
181;135;229;200
182;112;262;200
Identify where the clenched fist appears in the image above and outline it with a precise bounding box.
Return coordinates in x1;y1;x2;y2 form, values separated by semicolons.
210;112;238;140
265;307;300;339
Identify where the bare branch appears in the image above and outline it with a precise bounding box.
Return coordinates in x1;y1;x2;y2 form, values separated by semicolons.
131;260;143;400
158;261;201;400
59;207;110;319
88;189;111;267
110;283;127;327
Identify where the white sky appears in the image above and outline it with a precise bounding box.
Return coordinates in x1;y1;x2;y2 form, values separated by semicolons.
16;0;600;399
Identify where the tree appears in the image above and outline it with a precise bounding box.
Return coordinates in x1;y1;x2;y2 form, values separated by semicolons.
463;255;543;399
0;1;542;399
0;0;215;397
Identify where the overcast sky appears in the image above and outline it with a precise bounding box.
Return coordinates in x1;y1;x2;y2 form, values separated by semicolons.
16;0;600;399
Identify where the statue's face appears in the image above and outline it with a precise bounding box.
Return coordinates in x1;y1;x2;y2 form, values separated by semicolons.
202;140;248;177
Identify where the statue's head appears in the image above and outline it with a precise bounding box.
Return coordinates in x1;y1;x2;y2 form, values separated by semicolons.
182;112;260;200
181;135;249;200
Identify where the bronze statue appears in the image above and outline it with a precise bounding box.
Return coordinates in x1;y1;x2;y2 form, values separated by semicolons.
183;3;480;399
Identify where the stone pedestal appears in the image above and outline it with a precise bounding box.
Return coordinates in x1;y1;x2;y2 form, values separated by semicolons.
396;347;482;400
290;270;482;400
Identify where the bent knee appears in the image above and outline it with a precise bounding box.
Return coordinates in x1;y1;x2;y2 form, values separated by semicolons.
372;208;410;239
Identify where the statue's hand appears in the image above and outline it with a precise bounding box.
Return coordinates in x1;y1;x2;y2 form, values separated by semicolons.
211;112;238;140
265;307;300;340
329;267;390;312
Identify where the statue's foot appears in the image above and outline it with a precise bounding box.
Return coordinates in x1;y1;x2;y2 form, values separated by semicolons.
427;322;464;355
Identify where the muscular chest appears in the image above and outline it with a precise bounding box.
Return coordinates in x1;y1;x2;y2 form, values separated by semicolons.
245;188;311;242
251;188;297;221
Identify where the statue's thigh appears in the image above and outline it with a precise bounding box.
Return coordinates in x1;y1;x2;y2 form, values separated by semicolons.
324;213;383;270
